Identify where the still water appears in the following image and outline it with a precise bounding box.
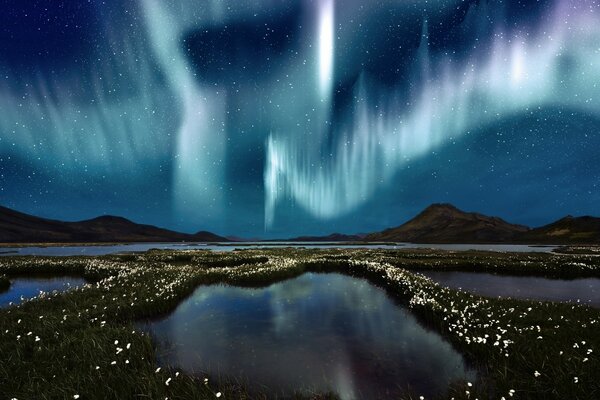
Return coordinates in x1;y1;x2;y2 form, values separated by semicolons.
142;273;474;399
422;271;600;308
0;242;556;256
0;276;86;308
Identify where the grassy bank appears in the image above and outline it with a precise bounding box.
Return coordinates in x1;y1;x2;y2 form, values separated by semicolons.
341;248;600;279
0;249;599;399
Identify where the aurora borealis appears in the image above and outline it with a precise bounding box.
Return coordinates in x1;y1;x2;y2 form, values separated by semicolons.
1;0;599;238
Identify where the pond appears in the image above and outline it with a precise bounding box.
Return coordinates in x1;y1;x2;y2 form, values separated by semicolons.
141;273;475;399
0;276;87;308
422;271;600;308
0;242;556;256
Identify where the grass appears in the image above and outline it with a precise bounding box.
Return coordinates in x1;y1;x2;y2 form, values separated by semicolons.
343;248;600;279
0;249;599;399
0;274;9;292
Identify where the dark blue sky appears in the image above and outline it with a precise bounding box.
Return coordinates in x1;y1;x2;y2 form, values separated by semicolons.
0;0;599;238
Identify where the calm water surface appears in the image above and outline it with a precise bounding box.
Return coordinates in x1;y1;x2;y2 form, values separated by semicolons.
0;276;86;308
0;242;556;256
422;271;600;308
141;273;474;399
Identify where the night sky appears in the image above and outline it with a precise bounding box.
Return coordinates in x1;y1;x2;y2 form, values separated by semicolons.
0;0;599;238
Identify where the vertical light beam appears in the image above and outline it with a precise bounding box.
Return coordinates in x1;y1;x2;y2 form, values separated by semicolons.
318;0;335;100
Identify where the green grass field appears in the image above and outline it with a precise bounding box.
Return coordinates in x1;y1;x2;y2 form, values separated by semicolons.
0;249;598;399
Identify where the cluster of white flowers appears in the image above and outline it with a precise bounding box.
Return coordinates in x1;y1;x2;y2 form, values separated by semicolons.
1;247;598;399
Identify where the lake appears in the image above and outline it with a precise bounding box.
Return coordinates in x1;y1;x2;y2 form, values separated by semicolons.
0;276;87;308
141;273;475;399
422;271;600;308
0;242;556;256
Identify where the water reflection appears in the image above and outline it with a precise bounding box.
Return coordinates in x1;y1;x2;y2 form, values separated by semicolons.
143;273;474;399
422;271;600;308
0;276;86;308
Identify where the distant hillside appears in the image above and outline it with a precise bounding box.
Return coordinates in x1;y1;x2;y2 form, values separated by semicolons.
365;204;530;243
285;233;365;242
518;215;600;244
0;206;228;243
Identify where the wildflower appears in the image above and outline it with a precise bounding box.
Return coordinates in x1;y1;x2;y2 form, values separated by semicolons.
216;393;222;398
534;371;541;377
165;378;171;386
155;367;161;373
73;396;80;399
574;377;579;383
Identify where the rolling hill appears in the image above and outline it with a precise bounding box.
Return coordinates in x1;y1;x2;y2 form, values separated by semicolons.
518;215;600;244
0;206;227;243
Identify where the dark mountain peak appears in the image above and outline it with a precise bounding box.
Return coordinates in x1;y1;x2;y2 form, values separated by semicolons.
366;203;529;243
417;203;465;219
422;203;460;212
82;215;134;225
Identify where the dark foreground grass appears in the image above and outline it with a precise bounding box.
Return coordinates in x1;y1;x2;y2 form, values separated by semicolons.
0;274;9;292
0;249;598;399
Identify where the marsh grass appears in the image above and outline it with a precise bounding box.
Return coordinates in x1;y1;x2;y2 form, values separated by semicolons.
348;249;600;279
0;249;598;399
0;274;9;292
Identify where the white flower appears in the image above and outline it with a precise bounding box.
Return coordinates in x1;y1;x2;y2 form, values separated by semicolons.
155;367;161;373
534;371;541;377
73;396;80;399
216;393;222;398
165;378;172;386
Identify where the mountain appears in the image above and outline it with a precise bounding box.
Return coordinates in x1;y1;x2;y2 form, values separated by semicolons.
0;206;228;243
285;233;365;242
518;215;600;244
365;203;530;243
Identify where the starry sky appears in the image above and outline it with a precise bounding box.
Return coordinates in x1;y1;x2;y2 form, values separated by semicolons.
0;0;599;238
